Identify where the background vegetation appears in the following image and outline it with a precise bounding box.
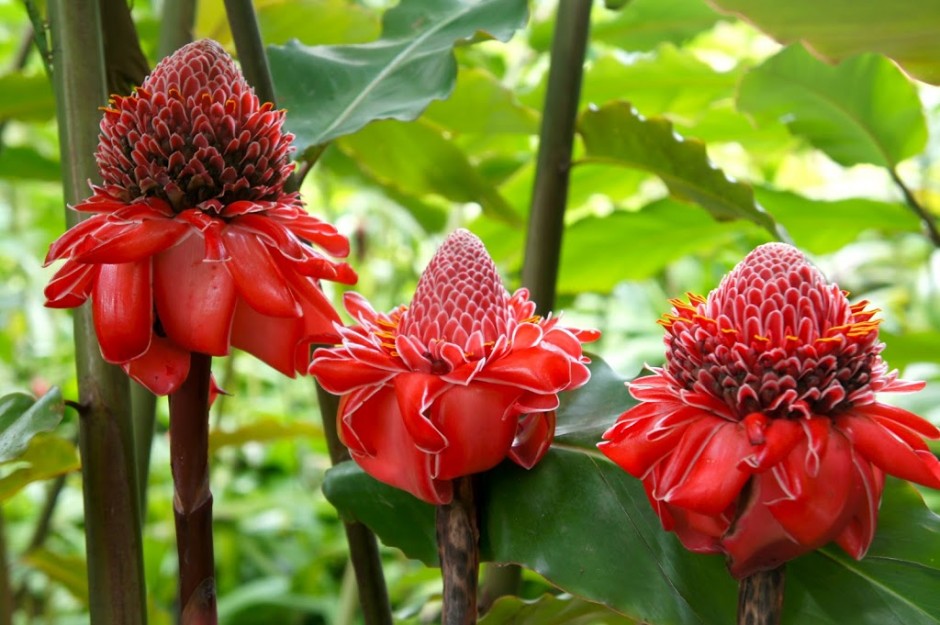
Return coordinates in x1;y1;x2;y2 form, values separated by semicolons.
1;0;938;623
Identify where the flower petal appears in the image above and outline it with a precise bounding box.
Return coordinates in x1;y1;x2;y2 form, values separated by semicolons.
837;412;940;488
391;373;450;453
76;218;189;263
92;261;152;363
222;226;299;318
338;386;452;505
508;410;554;469
475;347;574;393
124;336;191;395
153;232;236;355
230;299;300;376
834;454;884;559
309;349;397;394
45;261;98;308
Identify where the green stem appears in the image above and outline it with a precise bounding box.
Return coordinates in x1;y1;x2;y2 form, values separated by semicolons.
889;166;940;248
131;382;157;517
520;0;592;316
48;2;147;624
316;384;394;625
169;353;217;625
158;0;197;58
0;509;12;625
738;566;785;625
436;476;479;625
222;0;277;106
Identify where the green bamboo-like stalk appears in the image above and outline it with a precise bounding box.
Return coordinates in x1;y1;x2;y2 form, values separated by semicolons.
158;0;198;59
481;0;596;608
220;3;393;622
0;510;12;625
47;1;147;623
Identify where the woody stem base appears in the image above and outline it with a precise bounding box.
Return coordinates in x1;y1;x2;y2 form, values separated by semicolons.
738;566;785;625
436;476;479;625
169;353;217;625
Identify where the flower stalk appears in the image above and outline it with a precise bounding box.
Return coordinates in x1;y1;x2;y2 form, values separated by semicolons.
738;566;785;625
436;477;480;625
47;1;147;623
169;353;217;624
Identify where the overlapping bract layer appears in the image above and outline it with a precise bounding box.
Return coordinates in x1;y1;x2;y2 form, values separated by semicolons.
599;243;940;577
44;40;356;395
311;229;599;504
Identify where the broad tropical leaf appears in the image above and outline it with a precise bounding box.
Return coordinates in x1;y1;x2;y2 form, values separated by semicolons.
0;388;64;463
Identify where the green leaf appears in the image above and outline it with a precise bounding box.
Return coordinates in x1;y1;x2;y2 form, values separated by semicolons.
209;418;323;455
0;433;80;502
580;47;739;119
268;0;528;150
422;68;539;135
737;46;927;168
591;0;722;52
22;547;88;605
479;594;637;625
555;353;632;448
337;119;520;224
755;187;921;253
879;331;940;371
0;73;56;121
705;0;940;85
0;387;64;463
578;102;779;235
558;199;761;294
0;146;61;182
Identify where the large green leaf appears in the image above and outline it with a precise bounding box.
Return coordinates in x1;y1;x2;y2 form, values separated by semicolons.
0;73;56;121
336;119;520;224
0;146;61;182
558;199;762;294
737;46;927;168
422;68;539;135
755;187;921;253
209;418;322;454
268;0;528;151
589;0;721;53
0;387;64;463
479;594;637;625
706;0;940;85
0;433;80;502
578;102;779;235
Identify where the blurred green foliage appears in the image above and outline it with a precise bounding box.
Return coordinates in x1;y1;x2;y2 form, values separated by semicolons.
1;0;939;623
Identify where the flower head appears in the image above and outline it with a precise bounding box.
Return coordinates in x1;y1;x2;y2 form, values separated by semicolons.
599;243;940;578
44;40;356;395
311;229;599;504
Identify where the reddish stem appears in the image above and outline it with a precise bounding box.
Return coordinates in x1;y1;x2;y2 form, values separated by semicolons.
738;566;785;625
169;352;217;625
436;476;479;625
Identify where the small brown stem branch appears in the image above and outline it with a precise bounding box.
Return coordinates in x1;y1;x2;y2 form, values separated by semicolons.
889;167;940;248
737;566;786;625
169;353;217;625
436;476;479;625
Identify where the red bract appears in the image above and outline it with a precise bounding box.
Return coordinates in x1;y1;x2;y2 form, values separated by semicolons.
599;243;940;578
43;40;356;395
310;229;599;504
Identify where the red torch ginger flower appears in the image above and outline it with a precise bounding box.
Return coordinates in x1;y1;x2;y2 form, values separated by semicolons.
43;40;356;395
310;229;599;504
599;243;940;578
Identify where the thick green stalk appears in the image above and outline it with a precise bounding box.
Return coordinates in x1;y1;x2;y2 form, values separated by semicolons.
738;566;785;625
222;0;277;106
169;353;217;625
47;2;147;624
0;510;11;625
158;0;198;58
520;0;592;316
316;385;393;625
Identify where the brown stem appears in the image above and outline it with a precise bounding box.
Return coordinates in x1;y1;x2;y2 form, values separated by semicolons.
889;166;940;248
315;383;393;625
737;566;786;625
169;352;217;625
436;476;479;625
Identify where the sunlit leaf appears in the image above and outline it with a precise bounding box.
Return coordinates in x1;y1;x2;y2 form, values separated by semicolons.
268;0;528;151
0;433;80;502
558;199;761;294
578;102;779;235
0;73;56;121
337;119;520;224
737;46;927;168
756;187;921;253
706;0;940;85
591;0;722;52
0;387;63;463
422;68;539;135
479;593;637;625
0;145;61;182
209;418;323;454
